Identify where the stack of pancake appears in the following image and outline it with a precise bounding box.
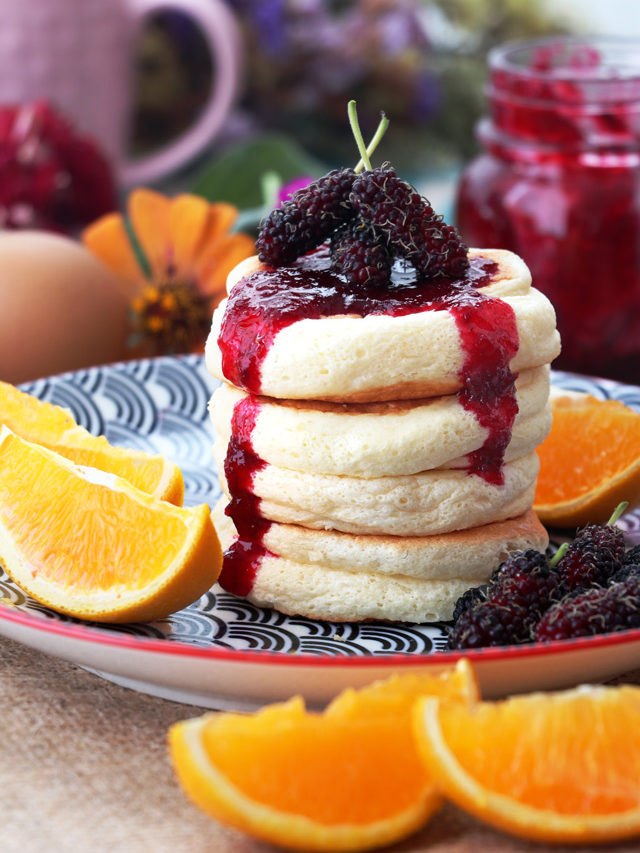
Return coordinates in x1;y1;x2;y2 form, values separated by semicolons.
205;248;560;623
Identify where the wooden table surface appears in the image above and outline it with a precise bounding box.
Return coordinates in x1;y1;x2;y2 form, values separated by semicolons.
3;635;640;853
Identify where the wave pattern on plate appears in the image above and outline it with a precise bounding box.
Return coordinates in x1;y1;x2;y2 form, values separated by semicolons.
181;466;221;507
103;371;157;434
22;374;106;436
1;359;639;657
0;576;29;607
155;358;213;420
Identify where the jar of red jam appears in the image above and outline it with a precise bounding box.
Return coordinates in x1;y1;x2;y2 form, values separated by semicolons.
456;37;640;382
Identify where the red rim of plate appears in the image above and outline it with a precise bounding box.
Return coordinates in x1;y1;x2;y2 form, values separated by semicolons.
2;601;640;668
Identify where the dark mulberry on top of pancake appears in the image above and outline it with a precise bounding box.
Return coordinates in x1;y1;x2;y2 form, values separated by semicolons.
255;102;469;286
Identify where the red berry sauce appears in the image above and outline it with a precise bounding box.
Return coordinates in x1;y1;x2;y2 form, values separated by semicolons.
218;395;273;596
217;249;519;596
455;299;519;483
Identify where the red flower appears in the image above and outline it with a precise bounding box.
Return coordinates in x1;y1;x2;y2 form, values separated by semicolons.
0;101;117;233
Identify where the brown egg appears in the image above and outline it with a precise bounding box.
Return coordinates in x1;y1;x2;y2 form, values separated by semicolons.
0;230;130;384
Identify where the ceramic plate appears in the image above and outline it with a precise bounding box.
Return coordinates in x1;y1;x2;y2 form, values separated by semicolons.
1;355;639;710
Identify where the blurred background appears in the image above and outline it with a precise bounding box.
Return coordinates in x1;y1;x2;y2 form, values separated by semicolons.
1;0;619;226
0;0;608;228
128;0;637;214
133;0;577;212
1;0;639;384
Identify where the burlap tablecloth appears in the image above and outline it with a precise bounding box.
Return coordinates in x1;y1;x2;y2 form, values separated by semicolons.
2;636;640;853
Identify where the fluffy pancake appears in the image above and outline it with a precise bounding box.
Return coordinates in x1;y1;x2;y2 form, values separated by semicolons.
213;443;540;535
206;242;557;622
205;248;561;403
210;366;551;478
212;501;549;622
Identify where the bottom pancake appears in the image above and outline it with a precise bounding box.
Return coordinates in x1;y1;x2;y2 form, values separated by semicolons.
212;501;548;623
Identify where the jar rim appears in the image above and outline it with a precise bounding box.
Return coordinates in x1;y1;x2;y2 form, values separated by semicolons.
489;36;640;86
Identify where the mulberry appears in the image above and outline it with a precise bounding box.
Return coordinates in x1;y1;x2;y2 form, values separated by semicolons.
557;522;625;591
535;574;640;641
350;166;469;279
256;168;356;266
447;601;531;649
330;219;392;287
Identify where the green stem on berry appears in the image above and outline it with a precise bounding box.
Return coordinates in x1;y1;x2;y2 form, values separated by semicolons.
348;100;373;171
549;542;569;567
607;502;629;526
348;100;389;172
355;112;389;174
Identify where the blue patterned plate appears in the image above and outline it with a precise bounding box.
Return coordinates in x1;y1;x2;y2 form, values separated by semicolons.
1;355;639;710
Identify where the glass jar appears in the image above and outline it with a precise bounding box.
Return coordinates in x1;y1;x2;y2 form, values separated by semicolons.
456;37;640;383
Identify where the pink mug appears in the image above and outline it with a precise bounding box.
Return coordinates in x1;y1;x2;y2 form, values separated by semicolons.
0;0;242;186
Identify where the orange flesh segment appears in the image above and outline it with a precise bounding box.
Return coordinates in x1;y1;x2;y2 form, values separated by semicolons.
0;432;186;592
188;662;478;828
0;379;183;505
202;703;425;825
49;444;174;501
326;668;478;719
535;396;640;504
433;688;640;815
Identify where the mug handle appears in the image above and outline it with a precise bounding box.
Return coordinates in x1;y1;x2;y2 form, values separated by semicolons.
120;0;241;187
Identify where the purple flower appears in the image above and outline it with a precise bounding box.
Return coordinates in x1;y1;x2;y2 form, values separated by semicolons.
278;175;315;203
228;0;287;55
376;7;429;56
412;70;443;120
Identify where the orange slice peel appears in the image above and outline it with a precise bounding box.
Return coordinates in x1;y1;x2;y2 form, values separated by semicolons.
0;427;221;622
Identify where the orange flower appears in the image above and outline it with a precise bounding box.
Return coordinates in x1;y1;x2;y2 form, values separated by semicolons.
83;189;255;356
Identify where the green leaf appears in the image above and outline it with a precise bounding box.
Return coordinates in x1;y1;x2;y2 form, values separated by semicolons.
191;134;326;209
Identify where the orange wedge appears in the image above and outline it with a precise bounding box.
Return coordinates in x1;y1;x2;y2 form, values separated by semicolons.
0;379;184;505
169;660;478;852
534;392;640;527
0;427;221;622
414;685;640;845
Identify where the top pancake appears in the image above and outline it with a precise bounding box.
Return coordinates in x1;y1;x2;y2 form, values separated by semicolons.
205;248;561;403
